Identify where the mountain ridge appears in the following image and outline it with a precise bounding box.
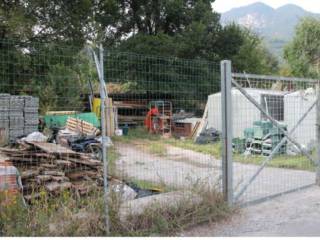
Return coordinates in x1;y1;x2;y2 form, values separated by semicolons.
220;2;320;58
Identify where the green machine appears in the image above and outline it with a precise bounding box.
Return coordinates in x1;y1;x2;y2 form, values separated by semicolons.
233;120;287;156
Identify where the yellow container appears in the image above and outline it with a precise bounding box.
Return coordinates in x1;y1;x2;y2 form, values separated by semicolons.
92;97;101;118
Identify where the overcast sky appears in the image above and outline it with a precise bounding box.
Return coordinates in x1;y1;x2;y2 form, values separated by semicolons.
212;0;320;13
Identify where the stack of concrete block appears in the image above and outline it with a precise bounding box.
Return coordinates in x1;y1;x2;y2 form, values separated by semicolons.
0;94;39;143
24;96;39;135
9;96;25;141
0;94;10;145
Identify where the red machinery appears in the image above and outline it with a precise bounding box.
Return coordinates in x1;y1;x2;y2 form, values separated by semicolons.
144;101;172;135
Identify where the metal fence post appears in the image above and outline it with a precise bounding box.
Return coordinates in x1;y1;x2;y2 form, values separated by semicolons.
316;83;320;186
98;45;110;234
221;60;233;205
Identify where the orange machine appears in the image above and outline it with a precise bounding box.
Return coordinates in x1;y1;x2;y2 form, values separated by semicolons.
144;107;163;134
144;101;172;135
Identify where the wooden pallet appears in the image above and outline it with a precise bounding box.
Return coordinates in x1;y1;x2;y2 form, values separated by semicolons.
66;117;100;136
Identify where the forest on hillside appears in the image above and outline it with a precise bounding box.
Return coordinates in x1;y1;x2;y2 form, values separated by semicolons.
1;0;319;111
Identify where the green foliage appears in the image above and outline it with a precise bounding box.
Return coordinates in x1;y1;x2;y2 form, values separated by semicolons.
220;24;279;74
284;17;320;78
0;1;280;117
0;40;96;113
0;190;107;236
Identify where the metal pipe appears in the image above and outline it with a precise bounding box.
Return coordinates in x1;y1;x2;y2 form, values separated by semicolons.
232;73;318;84
221;60;233;205
99;44;110;234
316;83;320;185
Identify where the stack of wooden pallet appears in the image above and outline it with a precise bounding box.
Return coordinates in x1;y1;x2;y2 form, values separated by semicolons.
0;141;103;201
66;117;101;136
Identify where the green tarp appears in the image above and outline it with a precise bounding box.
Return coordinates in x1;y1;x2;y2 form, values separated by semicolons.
44;112;100;128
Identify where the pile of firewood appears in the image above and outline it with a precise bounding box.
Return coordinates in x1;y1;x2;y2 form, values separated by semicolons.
0;141;104;201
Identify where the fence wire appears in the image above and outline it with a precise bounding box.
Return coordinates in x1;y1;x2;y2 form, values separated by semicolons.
2;38;319;233
0;39;104;204
104;50;222;192
0;39;223;226
231;72;318;205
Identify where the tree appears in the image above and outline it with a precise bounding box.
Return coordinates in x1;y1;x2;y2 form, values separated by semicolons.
218;24;278;74
0;0;36;41
284;17;320;78
115;0;222;61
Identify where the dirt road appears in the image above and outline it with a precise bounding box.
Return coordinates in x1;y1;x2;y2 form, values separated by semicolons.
115;142;314;203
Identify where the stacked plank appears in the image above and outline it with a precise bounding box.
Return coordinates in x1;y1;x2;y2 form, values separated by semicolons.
66;117;101;136
105;98;116;137
193;103;208;142
0;142;103;201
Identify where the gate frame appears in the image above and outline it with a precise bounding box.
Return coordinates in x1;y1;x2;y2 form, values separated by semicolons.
221;60;233;205
221;61;320;206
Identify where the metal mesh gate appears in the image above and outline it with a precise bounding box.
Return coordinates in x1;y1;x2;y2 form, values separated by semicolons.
229;72;319;205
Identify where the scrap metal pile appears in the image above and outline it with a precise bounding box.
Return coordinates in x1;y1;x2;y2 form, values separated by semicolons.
0;140;104;202
233;120;287;156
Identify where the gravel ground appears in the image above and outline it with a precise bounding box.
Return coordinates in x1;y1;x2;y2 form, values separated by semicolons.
181;185;320;236
115;142;320;236
115;143;314;203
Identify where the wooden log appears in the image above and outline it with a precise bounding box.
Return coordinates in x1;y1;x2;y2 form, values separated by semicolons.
55;160;74;168
21;169;40;179
42;171;65;176
46;111;78;115
27;142;77;156
36;175;52;183
40;164;58;169
45;181;72;193
72;181;98;195
51;176;70;182
67;158;102;167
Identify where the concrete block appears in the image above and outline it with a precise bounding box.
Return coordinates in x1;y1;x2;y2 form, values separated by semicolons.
9;117;24;129
0;119;9;146
24;96;39;108
119;190;202;223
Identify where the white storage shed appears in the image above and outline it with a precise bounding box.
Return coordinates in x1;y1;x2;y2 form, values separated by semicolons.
284;89;317;148
207;87;317;147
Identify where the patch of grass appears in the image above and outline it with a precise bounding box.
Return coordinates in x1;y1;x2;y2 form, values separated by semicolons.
116;186;232;236
128;179;168;192
234;153;316;172
113;127;315;172
0;190;107;236
164;138;221;158
148;142;167;156
107;146;120;176
0;185;232;236
113;127;160;143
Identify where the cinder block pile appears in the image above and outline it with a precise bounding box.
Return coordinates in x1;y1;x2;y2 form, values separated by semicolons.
0;94;10;145
23;96;39;135
9;96;25;141
0;94;39;143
